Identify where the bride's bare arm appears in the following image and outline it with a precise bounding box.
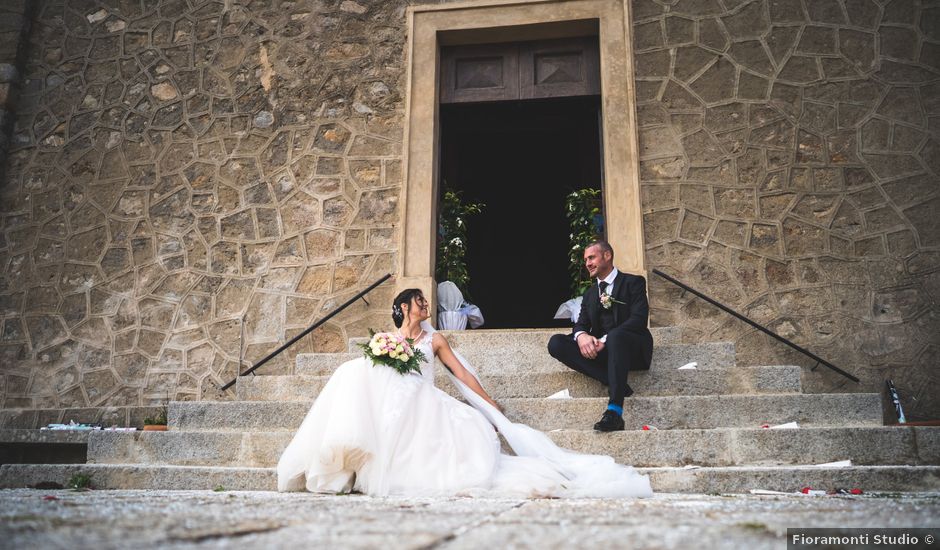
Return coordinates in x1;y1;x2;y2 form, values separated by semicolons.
432;333;502;411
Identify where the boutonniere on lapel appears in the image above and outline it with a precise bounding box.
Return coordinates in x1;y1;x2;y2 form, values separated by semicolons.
599;290;626;310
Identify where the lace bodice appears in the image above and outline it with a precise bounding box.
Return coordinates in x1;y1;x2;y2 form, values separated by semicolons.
413;330;436;383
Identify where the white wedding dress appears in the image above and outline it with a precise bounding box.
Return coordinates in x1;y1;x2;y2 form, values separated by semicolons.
277;321;652;498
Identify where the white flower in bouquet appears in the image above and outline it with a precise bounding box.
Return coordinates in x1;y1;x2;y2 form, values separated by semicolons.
360;330;426;375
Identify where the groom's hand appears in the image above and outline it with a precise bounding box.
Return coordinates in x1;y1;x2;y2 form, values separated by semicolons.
577;333;599;359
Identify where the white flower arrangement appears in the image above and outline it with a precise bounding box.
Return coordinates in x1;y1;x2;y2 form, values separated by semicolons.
359;330;427;375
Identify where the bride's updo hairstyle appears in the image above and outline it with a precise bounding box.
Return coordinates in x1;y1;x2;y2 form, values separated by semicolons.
392;288;424;328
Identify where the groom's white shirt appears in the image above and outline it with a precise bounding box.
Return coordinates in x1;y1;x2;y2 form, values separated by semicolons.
574;268;619;344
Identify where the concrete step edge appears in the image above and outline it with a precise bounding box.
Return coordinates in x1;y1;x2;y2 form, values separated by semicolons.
0;463;276;491
176;393;881;407
346;326;684;349
2;463;937;493
0;428;93;444
236;366;804;400
79;425;940;438
84;426;940;468
168;394;883;431
642;465;940;493
323;340;735;359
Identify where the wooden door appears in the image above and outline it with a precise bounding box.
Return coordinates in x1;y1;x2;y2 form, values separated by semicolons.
440;37;600;104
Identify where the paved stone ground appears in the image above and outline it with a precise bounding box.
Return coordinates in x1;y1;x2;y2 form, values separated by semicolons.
0;490;938;549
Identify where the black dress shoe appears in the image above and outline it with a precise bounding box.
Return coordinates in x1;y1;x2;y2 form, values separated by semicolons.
593;410;625;432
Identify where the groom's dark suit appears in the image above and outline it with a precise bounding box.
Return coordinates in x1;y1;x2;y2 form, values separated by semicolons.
548;270;653;407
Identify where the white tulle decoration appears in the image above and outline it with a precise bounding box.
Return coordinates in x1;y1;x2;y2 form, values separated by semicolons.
554;297;583;322
437;281;484;329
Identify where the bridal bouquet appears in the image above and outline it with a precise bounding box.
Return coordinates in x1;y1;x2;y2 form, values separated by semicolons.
359;330;427;375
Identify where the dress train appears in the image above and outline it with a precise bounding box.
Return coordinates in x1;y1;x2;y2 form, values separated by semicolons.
277;321;652;498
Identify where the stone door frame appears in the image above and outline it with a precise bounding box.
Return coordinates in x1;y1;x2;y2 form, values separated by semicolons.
398;0;644;296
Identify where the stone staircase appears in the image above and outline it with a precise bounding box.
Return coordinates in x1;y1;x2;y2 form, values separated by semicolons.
2;328;939;494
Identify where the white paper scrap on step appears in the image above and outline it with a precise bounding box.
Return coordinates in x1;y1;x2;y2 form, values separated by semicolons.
770;421;800;429
677;362;698;370
546;389;571;399
749;489;791;495
811;459;852;468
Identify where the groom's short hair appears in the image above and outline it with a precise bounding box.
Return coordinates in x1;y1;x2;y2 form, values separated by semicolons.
587;239;614;260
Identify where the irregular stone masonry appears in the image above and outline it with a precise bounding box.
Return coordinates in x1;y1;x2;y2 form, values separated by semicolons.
0;0;937;420
633;0;939;417
0;0;405;411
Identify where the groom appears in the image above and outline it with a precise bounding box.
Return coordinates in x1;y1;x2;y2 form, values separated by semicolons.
547;240;654;432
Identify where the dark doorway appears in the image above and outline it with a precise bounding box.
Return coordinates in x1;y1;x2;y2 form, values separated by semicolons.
439;96;603;329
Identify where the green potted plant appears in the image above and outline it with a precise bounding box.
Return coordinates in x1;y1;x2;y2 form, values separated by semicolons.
436;185;486;330
565;188;603;297
553;188;604;323
436;185;485;296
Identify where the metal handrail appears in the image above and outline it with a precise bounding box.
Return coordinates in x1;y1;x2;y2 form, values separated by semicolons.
220;273;392;391
652;269;859;383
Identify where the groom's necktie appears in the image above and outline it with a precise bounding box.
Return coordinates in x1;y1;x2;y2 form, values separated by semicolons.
598;280;615;332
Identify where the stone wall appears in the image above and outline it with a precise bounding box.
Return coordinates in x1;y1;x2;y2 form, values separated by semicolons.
0;0;405;409
634;0;939;418
0;0;937;419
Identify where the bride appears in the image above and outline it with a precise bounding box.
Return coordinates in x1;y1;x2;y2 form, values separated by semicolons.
277;288;653;498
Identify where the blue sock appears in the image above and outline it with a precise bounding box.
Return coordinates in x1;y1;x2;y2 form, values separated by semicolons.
607;404;623;416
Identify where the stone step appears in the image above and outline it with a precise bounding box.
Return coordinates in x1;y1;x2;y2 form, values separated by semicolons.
447;326;685;346
0;429;91;465
3;463;938;493
169;401;309;433
0;428;93;445
237;365;801;401
504;394;882;431
88;430;292;468
647;465;940;494
237;375;331;402
348;327;683;352
169;393;882;432
85;427;940;469
0;406;166;430
548;426;940;468
0;463;274;491
297;342;736;376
